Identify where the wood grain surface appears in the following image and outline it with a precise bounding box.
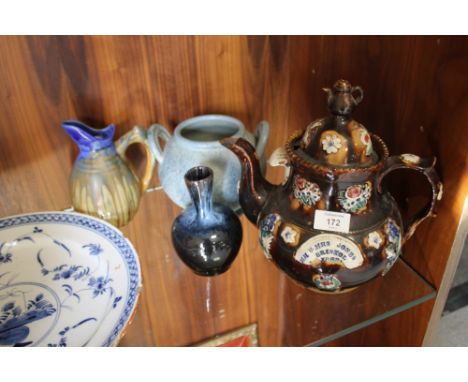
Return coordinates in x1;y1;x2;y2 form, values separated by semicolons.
0;36;467;346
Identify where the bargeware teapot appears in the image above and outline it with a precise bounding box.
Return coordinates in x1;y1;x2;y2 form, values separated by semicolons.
221;80;442;292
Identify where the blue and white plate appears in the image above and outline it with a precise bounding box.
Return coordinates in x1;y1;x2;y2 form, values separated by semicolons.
0;212;141;347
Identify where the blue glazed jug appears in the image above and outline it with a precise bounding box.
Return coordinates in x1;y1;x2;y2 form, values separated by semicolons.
62;120;155;227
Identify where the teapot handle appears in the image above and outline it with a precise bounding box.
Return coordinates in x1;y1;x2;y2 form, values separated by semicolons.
376;154;443;244
115;126;156;194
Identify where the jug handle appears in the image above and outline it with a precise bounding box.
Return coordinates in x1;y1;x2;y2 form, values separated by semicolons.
115;126;156;194
255;120;270;159
147;123;172;164
376;154;443;244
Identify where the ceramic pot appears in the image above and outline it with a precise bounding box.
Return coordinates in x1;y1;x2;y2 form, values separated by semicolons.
148;115;269;212
221;80;443;293
171;166;243;276
62;120;155;227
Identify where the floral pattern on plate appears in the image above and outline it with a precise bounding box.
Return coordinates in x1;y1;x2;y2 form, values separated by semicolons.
0;212;140;347
293;176;322;207
337;181;372;214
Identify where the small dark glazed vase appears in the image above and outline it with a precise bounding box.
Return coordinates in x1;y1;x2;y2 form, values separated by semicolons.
221;80;443;293
171;166;243;276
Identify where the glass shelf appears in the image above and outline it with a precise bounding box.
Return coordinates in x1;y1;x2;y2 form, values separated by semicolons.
305;259;435;346
117;192;436;347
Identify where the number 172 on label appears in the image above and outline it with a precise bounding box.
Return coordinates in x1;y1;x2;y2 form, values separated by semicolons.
313;210;351;233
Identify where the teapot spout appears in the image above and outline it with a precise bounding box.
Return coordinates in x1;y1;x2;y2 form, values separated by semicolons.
221;137;274;224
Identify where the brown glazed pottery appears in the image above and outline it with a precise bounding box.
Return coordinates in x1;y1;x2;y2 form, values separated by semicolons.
221;80;443;293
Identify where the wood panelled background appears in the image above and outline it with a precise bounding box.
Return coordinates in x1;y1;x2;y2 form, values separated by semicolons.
0;36;467;346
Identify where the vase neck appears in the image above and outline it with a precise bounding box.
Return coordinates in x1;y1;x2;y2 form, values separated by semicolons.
185;166;214;220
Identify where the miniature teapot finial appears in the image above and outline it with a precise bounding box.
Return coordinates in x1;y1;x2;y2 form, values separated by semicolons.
326;79;364;117
301;80;375;165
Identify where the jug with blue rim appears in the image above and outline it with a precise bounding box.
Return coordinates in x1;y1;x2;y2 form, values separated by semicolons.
62;120;155;227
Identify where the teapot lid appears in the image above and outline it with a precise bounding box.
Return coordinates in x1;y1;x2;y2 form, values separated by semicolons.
299;80;379;167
